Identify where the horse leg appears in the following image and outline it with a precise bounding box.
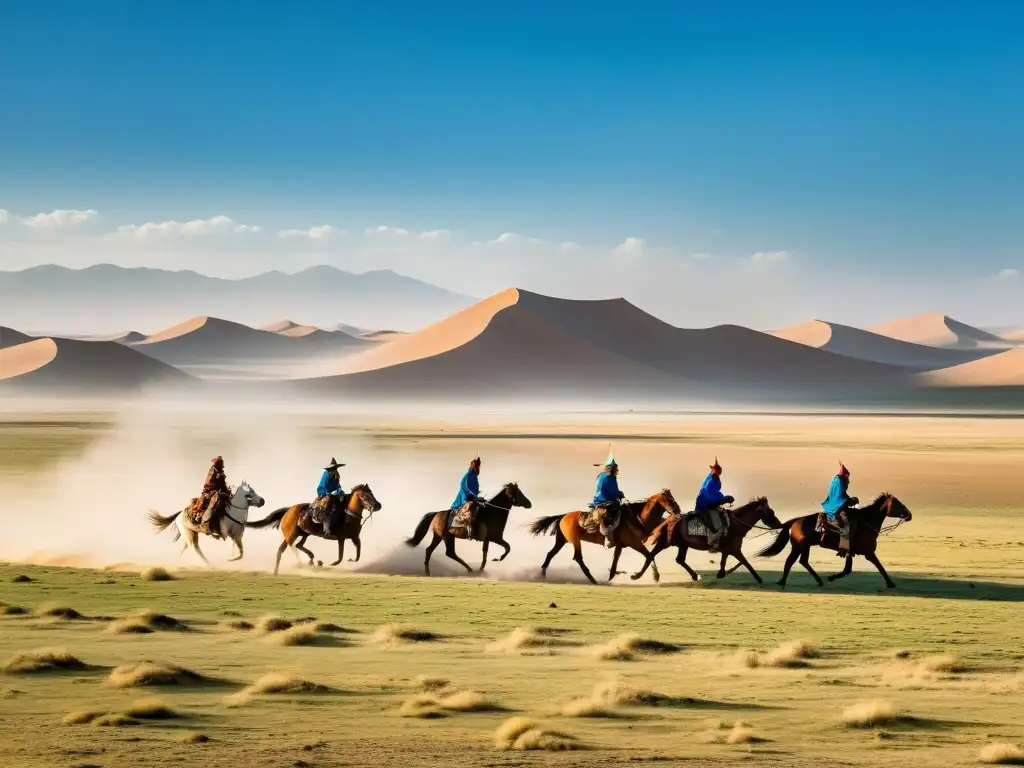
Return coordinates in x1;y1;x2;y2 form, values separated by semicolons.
675;546;701;582
865;552;896;589
349;537;361;563
228;534;244;562
444;536;474;574
191;534;213;568
480;540;489;572
330;538;345;567
731;551;764;585
628;545;658;582
540;531;566;579
631;539;666;582
608;546;623;581
778;546;800;587
423;532;442;577
827;554;853;583
572;540;598;585
716;552;730;579
295;534;316;566
492;537;512;562
274;540;287;576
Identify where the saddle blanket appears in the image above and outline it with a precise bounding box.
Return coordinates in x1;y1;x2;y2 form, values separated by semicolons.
580;504;621;535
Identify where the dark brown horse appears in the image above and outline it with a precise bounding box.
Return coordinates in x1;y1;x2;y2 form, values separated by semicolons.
633;497;784;584
246;484;382;575
528;490;682;584
405;483;533;576
756;493;912;588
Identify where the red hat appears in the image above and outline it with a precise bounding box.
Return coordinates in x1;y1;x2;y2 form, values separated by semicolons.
212;456;223;465
838;462;850;477
710;456;722;472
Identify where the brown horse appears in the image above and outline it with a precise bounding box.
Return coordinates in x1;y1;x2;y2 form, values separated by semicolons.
405;483;533;576
246;484;382;575
633;497;783;585
528;490;682;584
756;492;912;589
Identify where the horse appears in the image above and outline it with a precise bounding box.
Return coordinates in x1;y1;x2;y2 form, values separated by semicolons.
404;483;533;576
245;484;382;575
632;497;783;585
149;480;266;566
756;493;912;589
527;489;682;584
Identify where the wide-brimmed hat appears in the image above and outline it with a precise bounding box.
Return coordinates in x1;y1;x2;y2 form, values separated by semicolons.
324;457;345;471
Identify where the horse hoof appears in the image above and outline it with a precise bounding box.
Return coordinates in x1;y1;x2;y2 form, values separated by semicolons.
887;583;897;589
330;561;341;566
629;573;640;581
776;580;786;588
348;558;357;563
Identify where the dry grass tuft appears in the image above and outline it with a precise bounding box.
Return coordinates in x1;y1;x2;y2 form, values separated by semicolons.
561;678;666;717
587;633;679;661
2;648;86;674
413;674;451;693
106;610;187;635
93;713;140;727
178;732;211;744
841;699;901;728
226;672;330;706
220;618;254;631
727;724;767;744
399;694;447;719
124;698;181;720
63;709;106;725
140;566;174;582
737;639;820;669
11;575;33;583
494;716;577;751
0;603;28;616
106;661;205;689
255;615;293;634
371;623;442;646
266;623;334;647
486;627;554;655
34;602;83;620
400;688;501;716
696;718;757;744
979;743;1024;765
882;653;967;686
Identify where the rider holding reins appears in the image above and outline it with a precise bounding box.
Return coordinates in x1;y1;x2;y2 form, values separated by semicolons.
313;457;346;537
822;462;859;556
694;457;734;551
200;456;230;533
591;452;624;549
451;457;483;538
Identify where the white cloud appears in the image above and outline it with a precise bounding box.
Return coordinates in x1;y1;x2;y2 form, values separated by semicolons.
279;225;343;240
691;252;714;260
22;209;98;228
365;225;410;237
997;268;1019;280
419;229;451;240
613;237;647;261
0;209;9;225
116;214;257;238
559;241;583;252
489;232;522;245
749;250;791;264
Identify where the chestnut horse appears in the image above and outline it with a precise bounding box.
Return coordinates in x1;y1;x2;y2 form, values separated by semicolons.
405;483;533;576
633;497;783;585
757;492;912;589
528;489;682;584
246;484;382;575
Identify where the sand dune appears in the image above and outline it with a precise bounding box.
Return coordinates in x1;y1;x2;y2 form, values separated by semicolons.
1003;328;1024;344
870;314;1009;349
918;348;1024;387
300;289;910;401
132;316;368;367
1;326;34;350
260;319;303;334
0;336;191;391
772;320;998;369
360;329;407;341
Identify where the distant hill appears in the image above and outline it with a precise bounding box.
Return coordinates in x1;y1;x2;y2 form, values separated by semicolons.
297;288;911;403
771;319;999;369
870;314;1010;349
0;336;192;392
917;348;1024;388
1;326;34;350
0;264;474;336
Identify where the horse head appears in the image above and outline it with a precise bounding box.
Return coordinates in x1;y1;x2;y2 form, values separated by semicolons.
753;496;784;529
502;482;532;509
877;493;912;522
351;483;383;513
656;488;682;516
235;481;265;509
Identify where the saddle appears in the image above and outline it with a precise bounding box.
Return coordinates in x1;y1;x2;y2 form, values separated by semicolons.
817;512;844;534
448;501;478;538
300;494;351;538
580;502;621;535
687;508;728;538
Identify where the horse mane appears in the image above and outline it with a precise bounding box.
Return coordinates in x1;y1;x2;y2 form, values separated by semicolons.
750;495;767;504
350;483;370;494
871;492;892;506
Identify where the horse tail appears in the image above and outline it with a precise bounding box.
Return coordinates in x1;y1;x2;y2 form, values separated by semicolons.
246;507;289;530
149;509;181;534
405;512;437;548
528;514;564;537
756;521;793;558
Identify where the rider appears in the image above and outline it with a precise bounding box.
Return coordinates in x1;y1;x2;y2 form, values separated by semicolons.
822;462;860;556
200;456;230;533
591;453;624;549
694;457;734;551
314;458;346;537
451;457;482;538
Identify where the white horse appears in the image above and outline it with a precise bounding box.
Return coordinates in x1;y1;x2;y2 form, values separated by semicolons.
149;481;265;565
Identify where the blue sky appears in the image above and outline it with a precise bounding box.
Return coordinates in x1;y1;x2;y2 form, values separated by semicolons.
1;1;1022;325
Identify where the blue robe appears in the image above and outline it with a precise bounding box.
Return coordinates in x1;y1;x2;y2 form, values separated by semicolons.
821;475;850;518
317;470;344;497
452;469;480;509
592;471;623;507
695;472;728;511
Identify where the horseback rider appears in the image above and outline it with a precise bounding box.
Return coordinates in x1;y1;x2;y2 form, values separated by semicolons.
591;453;624;549
451;457;482;538
694;457;734;551
312;458;346;537
199;456;230;533
822;462;860;556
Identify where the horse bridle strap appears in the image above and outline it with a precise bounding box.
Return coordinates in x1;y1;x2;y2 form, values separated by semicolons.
221;494;250;527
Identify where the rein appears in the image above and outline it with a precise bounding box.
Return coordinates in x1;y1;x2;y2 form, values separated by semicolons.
221;494;250;527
